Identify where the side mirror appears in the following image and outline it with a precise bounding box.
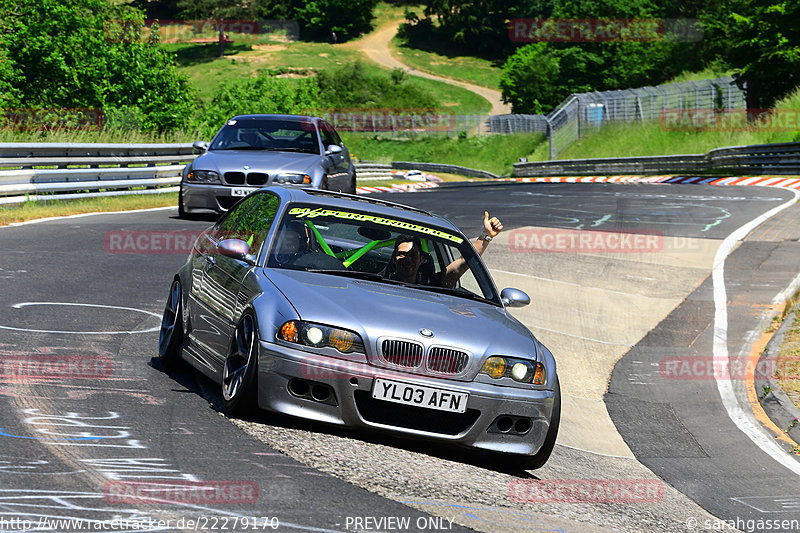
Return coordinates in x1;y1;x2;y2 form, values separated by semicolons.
500;288;530;308
326;144;343;155
193;140;209;152
218;239;254;264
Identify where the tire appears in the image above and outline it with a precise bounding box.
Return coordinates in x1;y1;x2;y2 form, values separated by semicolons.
178;186;187;219
495;377;561;471
158;279;184;368
320;176;330;191
222;313;259;415
347;170;357;194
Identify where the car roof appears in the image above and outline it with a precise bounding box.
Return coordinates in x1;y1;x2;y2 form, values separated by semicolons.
229;114;323;123
263;186;459;232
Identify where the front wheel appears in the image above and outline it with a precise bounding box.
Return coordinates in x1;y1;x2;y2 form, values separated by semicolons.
347;170;357;194
178;186;187;218
222;313;259;414
158;279;184;368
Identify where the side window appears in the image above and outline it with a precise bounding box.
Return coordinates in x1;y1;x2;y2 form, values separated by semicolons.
326;122;343;145
209;193;279;254
320;122;340;148
229;193;281;253
212;197;252;240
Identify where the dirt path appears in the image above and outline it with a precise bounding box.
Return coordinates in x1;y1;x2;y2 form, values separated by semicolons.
347;21;511;116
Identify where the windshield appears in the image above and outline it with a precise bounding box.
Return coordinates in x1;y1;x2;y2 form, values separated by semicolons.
209;118;320;154
266;203;500;304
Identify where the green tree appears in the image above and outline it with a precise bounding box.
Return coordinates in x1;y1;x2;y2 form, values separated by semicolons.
725;0;800;108
499;43;562;113
0;0;196;131
200;74;320;136
293;0;379;41
177;0;247;57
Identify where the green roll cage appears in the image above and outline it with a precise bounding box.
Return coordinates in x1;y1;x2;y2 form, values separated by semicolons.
301;220;431;269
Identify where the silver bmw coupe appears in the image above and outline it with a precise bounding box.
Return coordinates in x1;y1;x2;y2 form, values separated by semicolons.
159;186;560;469
179;114;355;217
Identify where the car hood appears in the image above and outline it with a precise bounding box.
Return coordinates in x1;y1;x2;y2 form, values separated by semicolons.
194;150;321;174
265;269;541;376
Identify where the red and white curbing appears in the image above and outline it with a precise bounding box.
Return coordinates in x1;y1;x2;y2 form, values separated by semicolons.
356;182;440;194
493;176;800;188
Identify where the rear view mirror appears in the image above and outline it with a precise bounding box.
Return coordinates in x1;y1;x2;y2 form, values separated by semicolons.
192;140;209;152
500;288;530;308
326;145;343;155
218;239;254;264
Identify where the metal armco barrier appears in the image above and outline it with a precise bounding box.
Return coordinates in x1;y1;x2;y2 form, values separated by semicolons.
392;161;500;180
0;143;196;202
513;142;800;177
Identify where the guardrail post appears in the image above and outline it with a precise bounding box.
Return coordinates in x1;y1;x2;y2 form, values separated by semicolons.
546;118;555;160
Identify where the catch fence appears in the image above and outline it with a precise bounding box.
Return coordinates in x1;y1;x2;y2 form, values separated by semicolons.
489;76;746;157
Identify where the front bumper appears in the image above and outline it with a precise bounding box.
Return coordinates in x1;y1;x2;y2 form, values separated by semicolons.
181;183;265;214
257;341;556;455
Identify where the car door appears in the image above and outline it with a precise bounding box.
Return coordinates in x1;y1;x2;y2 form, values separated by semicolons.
320;121;351;191
189;193;280;362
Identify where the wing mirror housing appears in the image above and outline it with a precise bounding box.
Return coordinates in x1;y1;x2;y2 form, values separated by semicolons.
218;239;255;264
326;144;343;156
193;140;209;153
500;288;530;308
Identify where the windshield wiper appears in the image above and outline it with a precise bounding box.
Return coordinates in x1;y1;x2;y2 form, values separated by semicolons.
305;269;405;284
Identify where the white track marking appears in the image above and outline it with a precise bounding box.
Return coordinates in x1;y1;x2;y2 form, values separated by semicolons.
712;189;800;475
0;302;160;335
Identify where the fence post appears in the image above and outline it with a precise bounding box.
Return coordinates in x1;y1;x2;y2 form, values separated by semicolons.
546;118;555;160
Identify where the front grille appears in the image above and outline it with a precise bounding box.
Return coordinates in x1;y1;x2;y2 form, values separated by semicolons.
381;339;423;368
223;171;269;186
427;347;469;375
247;172;268;186
354;391;480;435
224;171;245;185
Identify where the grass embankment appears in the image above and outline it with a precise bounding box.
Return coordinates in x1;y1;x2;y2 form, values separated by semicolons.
343;133;543;175
390;37;502;90
167;5;492;117
774;293;800;411
0;192;178;226
527;88;800;161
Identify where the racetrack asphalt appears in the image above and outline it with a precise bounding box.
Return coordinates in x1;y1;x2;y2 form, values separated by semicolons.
0;181;798;532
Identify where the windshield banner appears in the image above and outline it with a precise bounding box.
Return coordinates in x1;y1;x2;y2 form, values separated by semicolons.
288;207;463;244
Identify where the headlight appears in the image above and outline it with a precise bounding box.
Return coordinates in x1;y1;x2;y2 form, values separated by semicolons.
480;356;545;384
273;173;312;185
278;320;364;354
187;169;220;183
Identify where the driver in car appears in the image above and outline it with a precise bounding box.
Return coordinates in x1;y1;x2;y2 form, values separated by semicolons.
274;220;313;265
389;211;503;286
